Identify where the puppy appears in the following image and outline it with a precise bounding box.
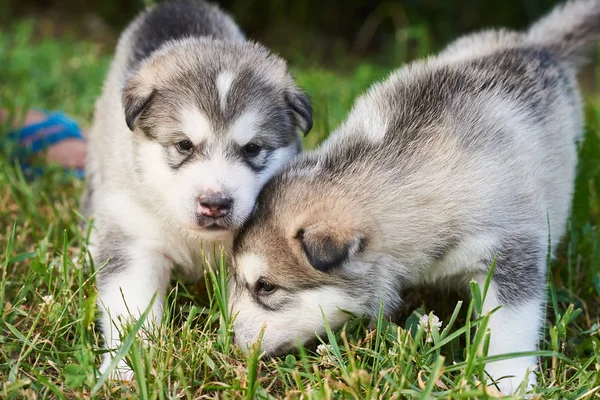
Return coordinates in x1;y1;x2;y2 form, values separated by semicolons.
82;0;312;379
230;0;599;394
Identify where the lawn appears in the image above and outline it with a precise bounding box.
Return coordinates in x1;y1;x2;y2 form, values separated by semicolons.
1;21;599;399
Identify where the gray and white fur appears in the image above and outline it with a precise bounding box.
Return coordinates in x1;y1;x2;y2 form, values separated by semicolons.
82;0;312;379
230;0;599;394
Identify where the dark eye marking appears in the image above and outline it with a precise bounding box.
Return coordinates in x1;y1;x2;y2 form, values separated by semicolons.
175;139;194;154
241;146;273;173
256;278;277;296
243;142;261;156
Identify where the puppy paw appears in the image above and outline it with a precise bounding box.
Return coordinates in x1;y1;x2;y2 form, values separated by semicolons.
486;360;537;395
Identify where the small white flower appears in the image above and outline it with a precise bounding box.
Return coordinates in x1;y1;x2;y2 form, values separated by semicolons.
316;343;335;363
420;313;442;343
42;295;53;305
420;313;442;329
316;343;329;356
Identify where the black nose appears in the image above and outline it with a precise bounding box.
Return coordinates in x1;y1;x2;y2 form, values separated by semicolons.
198;193;232;218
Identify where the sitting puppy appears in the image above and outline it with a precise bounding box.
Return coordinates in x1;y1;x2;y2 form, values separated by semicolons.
230;0;599;394
82;0;312;378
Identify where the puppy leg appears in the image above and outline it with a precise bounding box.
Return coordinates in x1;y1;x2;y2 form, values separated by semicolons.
476;238;546;394
480;283;543;394
96;242;172;380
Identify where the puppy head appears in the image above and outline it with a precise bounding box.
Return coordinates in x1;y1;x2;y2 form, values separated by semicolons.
229;174;397;356
122;38;312;237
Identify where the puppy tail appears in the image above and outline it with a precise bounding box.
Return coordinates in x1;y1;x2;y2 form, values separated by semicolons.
526;0;600;69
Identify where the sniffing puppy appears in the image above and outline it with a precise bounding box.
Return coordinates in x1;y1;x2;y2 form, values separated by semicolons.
230;0;599;394
82;0;312;379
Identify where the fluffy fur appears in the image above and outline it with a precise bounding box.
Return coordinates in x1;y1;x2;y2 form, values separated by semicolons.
230;0;600;394
82;0;312;379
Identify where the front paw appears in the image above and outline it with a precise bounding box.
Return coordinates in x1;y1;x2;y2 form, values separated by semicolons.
486;359;537;395
99;355;134;382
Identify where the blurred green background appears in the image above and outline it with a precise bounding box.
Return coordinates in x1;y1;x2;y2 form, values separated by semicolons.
1;0;562;68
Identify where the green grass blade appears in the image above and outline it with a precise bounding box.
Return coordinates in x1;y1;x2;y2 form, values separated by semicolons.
91;292;157;394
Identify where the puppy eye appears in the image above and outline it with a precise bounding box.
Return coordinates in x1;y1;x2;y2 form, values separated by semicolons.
243;143;261;156
256;278;276;295
175;139;194;153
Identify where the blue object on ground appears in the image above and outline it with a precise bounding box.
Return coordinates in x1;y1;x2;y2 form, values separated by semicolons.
5;111;84;178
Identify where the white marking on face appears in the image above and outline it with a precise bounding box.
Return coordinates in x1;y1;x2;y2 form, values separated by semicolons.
135;136;297;233
216;70;235;111
180;107;213;144
237;253;267;285
231;284;365;355
138;141;258;230
229;110;262;145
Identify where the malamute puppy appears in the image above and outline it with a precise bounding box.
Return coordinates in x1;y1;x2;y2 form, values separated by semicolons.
83;0;312;378
230;0;599;394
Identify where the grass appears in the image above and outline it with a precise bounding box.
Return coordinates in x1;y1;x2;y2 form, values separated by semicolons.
1;20;600;399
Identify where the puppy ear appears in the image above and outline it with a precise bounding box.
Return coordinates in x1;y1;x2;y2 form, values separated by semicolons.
122;74;156;131
286;87;313;136
297;223;365;272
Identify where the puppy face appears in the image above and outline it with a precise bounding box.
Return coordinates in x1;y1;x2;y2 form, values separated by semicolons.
229;179;392;355
123;39;312;236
